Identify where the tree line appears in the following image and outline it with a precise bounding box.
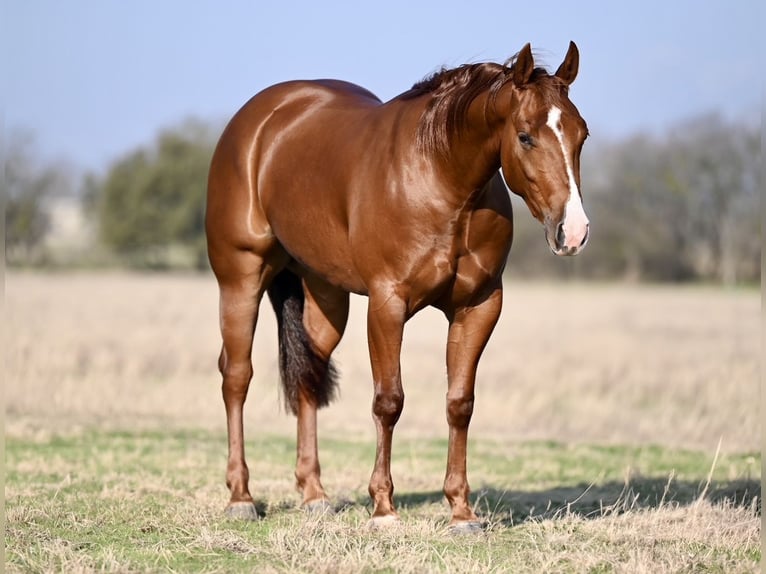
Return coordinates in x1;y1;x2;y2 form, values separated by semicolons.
4;114;760;284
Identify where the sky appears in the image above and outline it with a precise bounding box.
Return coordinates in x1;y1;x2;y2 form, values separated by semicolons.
3;1;763;174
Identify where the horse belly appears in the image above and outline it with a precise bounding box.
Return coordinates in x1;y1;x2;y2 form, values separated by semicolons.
285;232;365;295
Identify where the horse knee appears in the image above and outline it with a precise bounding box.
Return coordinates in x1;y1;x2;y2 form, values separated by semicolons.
446;394;474;429
372;389;404;427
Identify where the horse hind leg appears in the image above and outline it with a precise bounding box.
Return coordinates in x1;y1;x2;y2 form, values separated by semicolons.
214;249;285;520
267;271;349;511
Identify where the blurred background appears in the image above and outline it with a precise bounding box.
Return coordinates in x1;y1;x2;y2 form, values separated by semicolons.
3;1;762;283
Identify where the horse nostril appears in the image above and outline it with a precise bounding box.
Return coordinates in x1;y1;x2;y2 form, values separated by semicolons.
556;222;566;249
580;224;590;248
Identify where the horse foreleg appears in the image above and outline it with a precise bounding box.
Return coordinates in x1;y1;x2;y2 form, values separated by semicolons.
295;279;349;511
444;287;503;529
366;291;407;525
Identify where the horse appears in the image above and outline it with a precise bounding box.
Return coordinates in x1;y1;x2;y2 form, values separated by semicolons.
205;41;589;531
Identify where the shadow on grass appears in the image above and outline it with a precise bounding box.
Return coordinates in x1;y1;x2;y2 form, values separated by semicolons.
392;477;761;525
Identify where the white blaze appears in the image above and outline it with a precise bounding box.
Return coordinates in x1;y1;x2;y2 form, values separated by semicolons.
546;106;589;249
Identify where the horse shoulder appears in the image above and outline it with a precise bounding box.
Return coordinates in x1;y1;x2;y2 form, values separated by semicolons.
447;177;514;306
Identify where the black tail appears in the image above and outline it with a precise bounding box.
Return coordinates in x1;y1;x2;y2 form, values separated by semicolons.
266;270;338;415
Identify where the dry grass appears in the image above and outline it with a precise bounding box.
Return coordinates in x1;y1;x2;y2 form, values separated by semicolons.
5;428;761;573
7;502;759;573
5;272;760;451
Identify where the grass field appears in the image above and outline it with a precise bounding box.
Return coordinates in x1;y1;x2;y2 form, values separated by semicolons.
5;272;762;572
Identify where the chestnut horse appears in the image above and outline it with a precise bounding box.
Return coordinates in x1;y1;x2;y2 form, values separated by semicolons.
206;42;589;530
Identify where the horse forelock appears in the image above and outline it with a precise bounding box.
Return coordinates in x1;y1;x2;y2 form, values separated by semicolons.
404;56;568;156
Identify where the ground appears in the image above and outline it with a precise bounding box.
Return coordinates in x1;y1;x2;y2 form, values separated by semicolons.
5;272;762;573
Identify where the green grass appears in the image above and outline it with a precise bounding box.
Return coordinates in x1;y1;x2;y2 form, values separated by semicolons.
5;429;761;573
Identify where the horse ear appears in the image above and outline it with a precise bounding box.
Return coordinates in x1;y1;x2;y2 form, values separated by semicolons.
513;43;535;87
555;41;579;86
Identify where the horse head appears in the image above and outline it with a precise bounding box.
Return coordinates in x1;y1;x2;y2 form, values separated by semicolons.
499;41;590;256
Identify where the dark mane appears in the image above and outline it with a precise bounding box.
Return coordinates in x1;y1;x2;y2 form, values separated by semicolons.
401;53;566;156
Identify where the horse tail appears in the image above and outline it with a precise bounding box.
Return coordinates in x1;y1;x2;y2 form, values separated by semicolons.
266;269;338;415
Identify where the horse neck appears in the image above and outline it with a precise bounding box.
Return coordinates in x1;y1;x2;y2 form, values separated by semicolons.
433;88;505;196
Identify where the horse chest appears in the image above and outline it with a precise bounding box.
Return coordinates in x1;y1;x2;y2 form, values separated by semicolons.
399;215;506;312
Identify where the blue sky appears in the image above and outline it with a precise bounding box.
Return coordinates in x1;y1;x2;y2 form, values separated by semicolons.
3;1;762;173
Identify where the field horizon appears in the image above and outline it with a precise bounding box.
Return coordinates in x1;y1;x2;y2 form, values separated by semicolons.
6;271;760;450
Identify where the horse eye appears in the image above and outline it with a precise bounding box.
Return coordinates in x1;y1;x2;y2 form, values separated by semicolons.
518;132;533;147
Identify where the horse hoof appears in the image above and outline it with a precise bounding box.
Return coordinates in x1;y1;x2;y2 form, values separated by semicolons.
448;520;485;535
303;499;333;515
367;514;401;530
225;502;260;521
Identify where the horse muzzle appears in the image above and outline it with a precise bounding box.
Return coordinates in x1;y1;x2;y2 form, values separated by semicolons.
546;219;590;257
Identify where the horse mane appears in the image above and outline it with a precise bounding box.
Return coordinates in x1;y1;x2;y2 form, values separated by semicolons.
401;52;566;156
